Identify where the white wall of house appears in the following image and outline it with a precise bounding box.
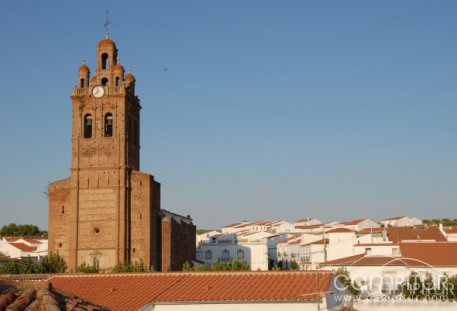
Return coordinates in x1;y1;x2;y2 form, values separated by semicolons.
273;221;295;234
197;239;269;270
0;242;22;258
196;230;220;246
221;222;250;234
267;234;288;264
354;300;456;311
445;233;457;242
146;302;330;311
300;233;322;245
343;219;380;231
354;244;400;256
380;217;423;228
321;264;457;298
326;232;357;261
294;218;322;227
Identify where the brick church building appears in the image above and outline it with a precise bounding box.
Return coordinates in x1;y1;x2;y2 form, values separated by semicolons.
48;34;196;272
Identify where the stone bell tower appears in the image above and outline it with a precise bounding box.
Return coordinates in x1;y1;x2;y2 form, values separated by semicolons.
48;34;162;272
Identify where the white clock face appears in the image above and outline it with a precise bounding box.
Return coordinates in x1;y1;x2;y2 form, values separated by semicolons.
92;86;105;98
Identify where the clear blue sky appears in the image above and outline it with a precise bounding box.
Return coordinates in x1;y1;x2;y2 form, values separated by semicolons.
0;1;456;230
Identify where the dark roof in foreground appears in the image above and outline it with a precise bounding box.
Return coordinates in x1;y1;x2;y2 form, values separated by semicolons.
49;271;334;311
0;286;106;310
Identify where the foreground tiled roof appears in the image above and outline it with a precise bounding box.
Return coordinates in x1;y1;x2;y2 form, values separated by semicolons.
386;226;446;243
49;271;333;311
0;286;106;310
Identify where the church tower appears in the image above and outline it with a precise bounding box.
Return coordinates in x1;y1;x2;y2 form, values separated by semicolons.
48;34;176;271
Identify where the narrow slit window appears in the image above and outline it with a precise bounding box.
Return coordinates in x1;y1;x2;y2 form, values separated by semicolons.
104;113;113;137
102;53;109;69
84;114;93;138
135;119;139;145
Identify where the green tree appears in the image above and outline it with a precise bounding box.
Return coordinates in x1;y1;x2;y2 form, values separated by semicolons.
289;260;298;270
0;258;43;274
41;252;67;273
401;272;425;299
76;262;99;273
334;267;360;295
112;259;153;272
0;223;47;237
182;261;192;271
182;260;250;271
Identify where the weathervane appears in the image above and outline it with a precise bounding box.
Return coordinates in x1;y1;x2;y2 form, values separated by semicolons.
104;9;111;36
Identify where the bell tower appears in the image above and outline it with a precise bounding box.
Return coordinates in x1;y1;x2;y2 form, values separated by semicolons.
48;34;162;272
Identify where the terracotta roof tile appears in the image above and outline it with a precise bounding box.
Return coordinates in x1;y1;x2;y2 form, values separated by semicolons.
49;271;333;311
221;222;241;228
399;242;457;266
277;235;300;244
10;243;37;252
386;227;446;243
327;228;354;233
303;239;328;246
355;243;397;246
341;219;366;225
321;254;406;266
50;273;183;311
358;228;384;234
444;227;457;234
4;237;21;242
294;224;323;230
22;238;42;244
382;216;406;221
322;242;457;267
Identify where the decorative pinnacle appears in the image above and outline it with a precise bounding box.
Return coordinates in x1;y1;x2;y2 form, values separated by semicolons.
128;69;132;74
82;57;86;65
104;9;111;36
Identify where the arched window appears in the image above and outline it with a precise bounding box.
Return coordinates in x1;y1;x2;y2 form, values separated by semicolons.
237;249;244;259
80;78;85;88
221;249;230;262
104;113;113;137
102;53;109;70
115;76;120;86
84;114;93;138
101;77;108;86
205;250;212;259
